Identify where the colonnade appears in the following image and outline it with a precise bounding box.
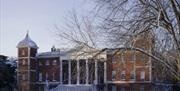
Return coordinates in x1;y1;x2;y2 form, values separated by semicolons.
59;59;106;85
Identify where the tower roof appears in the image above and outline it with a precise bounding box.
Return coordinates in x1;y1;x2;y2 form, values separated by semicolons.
17;32;38;48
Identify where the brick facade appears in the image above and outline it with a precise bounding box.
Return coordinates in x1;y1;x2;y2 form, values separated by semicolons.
17;33;153;91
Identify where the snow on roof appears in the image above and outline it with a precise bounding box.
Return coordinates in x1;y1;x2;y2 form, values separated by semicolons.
17;32;38;48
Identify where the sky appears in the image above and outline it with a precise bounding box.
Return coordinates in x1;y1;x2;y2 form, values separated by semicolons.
0;0;94;57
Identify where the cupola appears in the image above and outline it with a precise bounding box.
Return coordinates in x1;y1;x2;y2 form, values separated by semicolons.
17;32;38;49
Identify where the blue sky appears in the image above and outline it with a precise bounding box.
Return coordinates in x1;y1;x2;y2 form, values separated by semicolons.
0;0;94;57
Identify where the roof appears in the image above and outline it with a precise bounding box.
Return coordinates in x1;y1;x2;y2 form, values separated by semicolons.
36;51;68;58
17;32;38;48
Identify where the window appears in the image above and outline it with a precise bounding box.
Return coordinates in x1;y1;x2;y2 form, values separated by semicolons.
121;87;125;91
22;74;26;80
140;71;145;81
38;87;42;91
22;60;26;65
112;85;116;91
52;60;57;65
112;71;116;81
45;72;48;79
112;56;116;63
39;61;42;66
132;50;136;61
141;42;146;50
140;85;144;91
52;72;56;81
120;71;125;80
130;71;136;81
39;73;42;81
22;50;25;55
46;60;50;65
141;54;145;61
121;51;125;62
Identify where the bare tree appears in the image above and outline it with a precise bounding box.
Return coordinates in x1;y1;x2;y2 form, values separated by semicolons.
55;12;103;83
56;0;180;83
93;0;180;81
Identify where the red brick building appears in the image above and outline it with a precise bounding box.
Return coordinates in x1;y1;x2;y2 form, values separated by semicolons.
105;33;153;91
17;33;61;91
17;32;153;91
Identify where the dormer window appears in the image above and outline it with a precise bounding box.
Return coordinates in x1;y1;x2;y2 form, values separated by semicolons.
22;50;25;56
52;60;57;65
46;60;50;65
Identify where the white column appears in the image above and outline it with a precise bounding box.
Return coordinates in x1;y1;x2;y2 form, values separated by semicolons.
86;59;89;85
104;61;107;83
77;60;80;85
95;59;98;85
68;60;71;84
60;59;63;84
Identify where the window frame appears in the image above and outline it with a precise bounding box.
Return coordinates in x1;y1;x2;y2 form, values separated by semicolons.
46;60;50;65
140;71;145;81
130;71;136;81
22;59;26;65
120;70;126;80
112;70;116;81
39;73;42;81
52;60;57;65
22;50;25;56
